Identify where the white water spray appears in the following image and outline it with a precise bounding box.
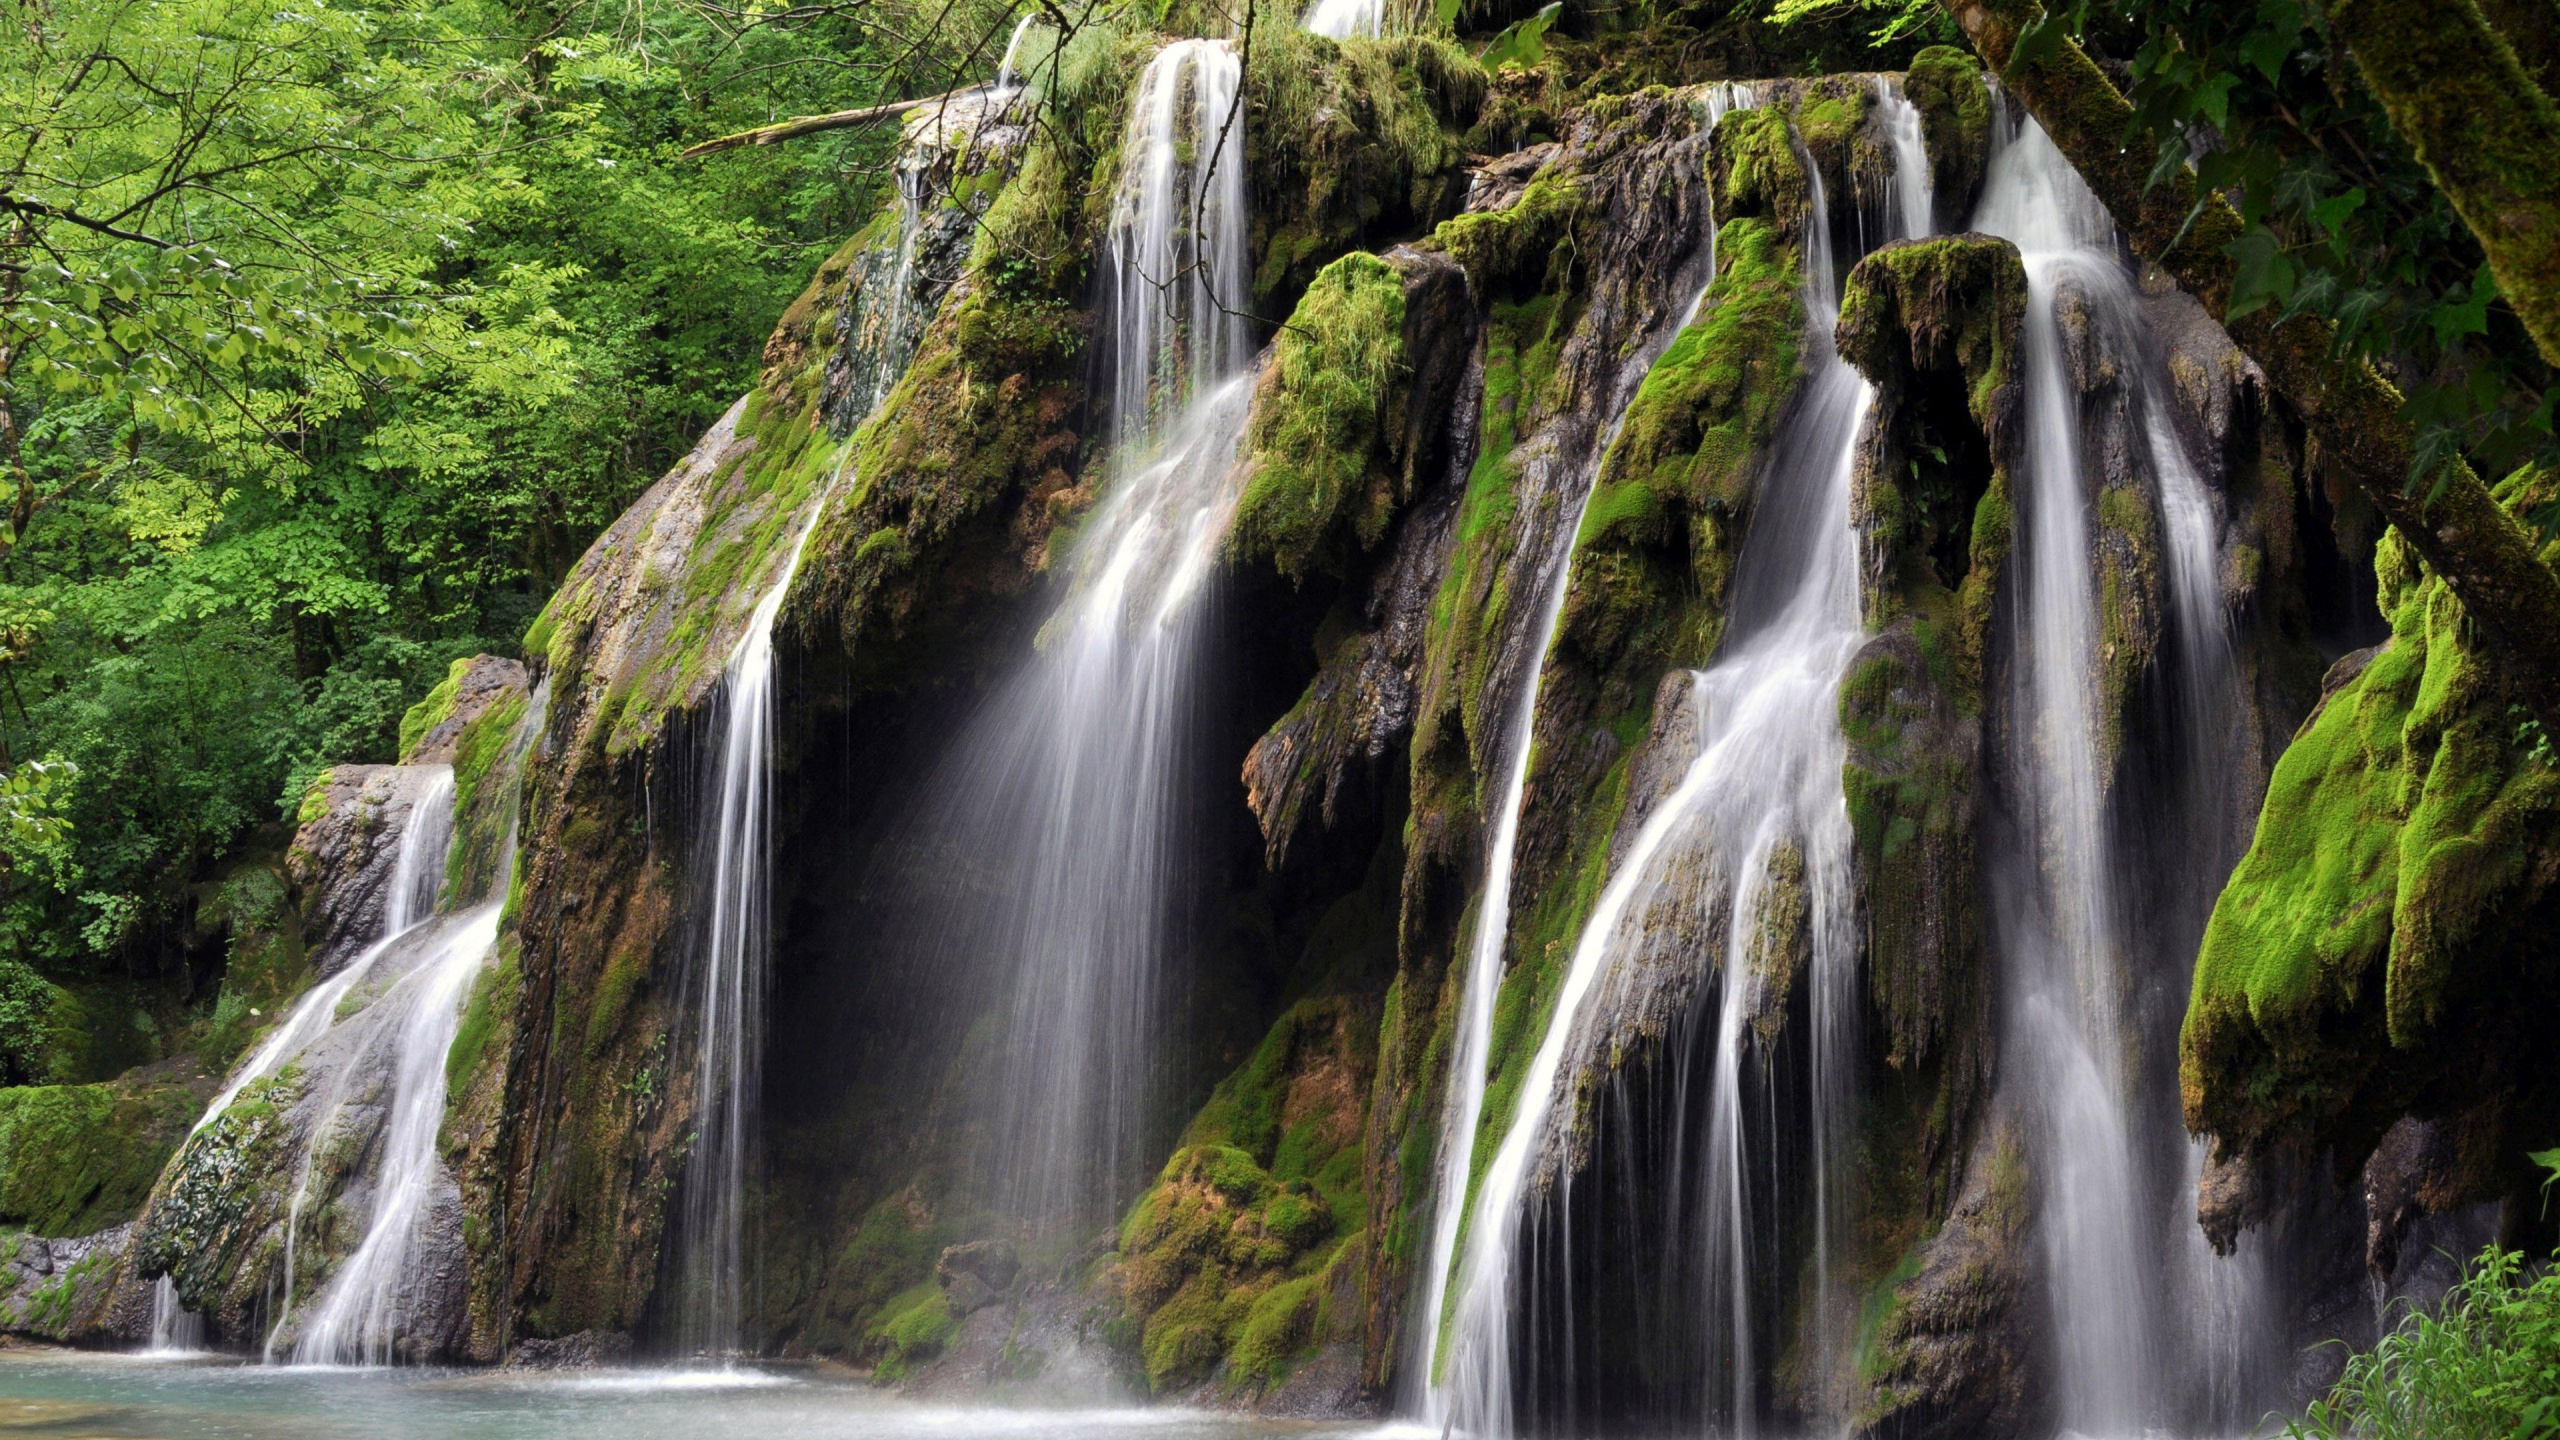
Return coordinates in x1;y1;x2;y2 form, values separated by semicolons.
1302;0;1389;38
674;505;835;1361
1972;103;2274;1434
146;1275;204;1355
289;900;504;1365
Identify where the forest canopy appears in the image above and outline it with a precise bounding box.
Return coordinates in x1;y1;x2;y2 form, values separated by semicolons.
0;0;1024;1071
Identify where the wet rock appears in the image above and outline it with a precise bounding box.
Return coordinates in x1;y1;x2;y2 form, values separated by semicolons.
0;1223;149;1345
1854;1121;2045;1440
936;1240;1019;1313
401;655;530;766
287;763;453;974
503;1329;635;1368
1241;247;1477;871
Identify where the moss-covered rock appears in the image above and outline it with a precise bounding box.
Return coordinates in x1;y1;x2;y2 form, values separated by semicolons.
1246;30;1484;312
1901;47;1990;223
2182;466;2560;1203
1851;1120;2043;1440
0;1075;199;1236
1112;993;1374;1397
133;1069;301;1330
1230;252;1414;581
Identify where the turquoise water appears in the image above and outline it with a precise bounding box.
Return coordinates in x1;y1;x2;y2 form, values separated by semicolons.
0;1351;1414;1440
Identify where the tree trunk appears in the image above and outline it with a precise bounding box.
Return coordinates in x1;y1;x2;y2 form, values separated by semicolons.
2330;0;2560;367
1940;0;2560;738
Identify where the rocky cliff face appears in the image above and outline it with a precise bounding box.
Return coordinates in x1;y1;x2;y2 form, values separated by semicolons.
11;17;2508;1432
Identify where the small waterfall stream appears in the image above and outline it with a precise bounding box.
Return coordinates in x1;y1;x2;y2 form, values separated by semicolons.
1412;81;1759;1422
197;768;455;1132
278;684;548;1366
1429;85;1935;1438
1301;0;1387;38
673;506;833;1361
864;37;1252;1232
289;901;506;1364
1972;103;2275;1434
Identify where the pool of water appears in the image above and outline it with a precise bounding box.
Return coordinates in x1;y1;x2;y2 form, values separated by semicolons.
0;1350;1422;1440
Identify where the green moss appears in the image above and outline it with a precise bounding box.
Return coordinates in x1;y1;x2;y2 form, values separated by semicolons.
397;658;470;760
583;944;647;1060
2183;466;2560;1153
1710;106;1809;237
0;1078;197;1236
1115;1003;1365;1399
442;688;530;906
1432;174;1584;296
446;944;519;1096
1245;29;1481;311
200;863;307;1073
1231;252;1411;580
1903;46;1990;209
867;1280;956;1379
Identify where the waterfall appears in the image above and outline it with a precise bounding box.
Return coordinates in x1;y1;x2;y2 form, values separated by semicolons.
855;37;1252;1232
279;682;547;1366
196;767;455;1133
983;34;1250;1225
1412;80;1759;1423
1971;103;2274;1434
673;509;834;1361
289;901;505;1364
1430;86;1934;1437
146;1275;204;1355
1302;0;1387;38
994;13;1043;94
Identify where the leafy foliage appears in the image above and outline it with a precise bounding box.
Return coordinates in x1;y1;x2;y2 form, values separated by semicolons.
2292;1242;2560;1440
2085;0;2560;508
0;0;1002;1003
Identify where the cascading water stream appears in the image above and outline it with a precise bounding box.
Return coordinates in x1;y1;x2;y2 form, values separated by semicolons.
196;768;454;1132
1301;0;1388;38
673;505;837;1362
1411;81;1757;1425
860;37;1251;1232
146;1275;204;1355
289;902;506;1365
1972;102;2276;1436
1430;85;1933;1438
281;683;547;1366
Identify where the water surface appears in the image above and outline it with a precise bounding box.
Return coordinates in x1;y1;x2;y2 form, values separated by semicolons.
0;1352;1405;1440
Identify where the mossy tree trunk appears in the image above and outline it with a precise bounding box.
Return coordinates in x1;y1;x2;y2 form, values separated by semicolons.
1938;0;2560;742
2328;0;2560;367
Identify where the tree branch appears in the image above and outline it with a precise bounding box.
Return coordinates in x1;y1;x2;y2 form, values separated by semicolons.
2328;0;2560;367
679;87;970;158
0;193;167;247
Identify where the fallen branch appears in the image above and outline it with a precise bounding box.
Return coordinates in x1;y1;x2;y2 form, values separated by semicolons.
680;88;972;158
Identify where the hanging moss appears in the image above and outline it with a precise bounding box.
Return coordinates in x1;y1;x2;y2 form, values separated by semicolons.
1709;105;1810;238
1567;214;1805;675
1230;253;1411;580
397;659;468;759
2183;466;2560;1169
1247;29;1483;311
